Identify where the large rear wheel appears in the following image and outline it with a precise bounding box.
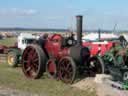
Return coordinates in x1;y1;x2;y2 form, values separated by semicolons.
22;45;47;79
58;56;76;84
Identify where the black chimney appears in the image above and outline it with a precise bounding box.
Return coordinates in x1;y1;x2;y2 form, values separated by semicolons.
76;15;83;46
98;29;101;41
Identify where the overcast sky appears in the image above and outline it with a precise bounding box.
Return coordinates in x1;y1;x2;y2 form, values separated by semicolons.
0;0;128;30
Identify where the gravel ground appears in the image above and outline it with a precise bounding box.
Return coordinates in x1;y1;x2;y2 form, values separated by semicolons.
0;86;39;96
96;83;128;96
72;77;128;96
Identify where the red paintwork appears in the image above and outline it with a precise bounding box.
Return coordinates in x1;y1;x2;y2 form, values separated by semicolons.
0;43;18;54
44;34;115;59
50;34;62;41
45;34;69;59
0;45;8;53
83;42;113;56
47;60;55;72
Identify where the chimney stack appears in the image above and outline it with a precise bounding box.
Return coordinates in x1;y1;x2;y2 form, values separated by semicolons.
76;15;83;46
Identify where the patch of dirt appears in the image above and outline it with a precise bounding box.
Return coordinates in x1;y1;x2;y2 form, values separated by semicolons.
0;86;38;96
72;77;128;96
72;78;96;92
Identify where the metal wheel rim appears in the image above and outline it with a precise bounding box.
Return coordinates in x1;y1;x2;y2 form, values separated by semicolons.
22;46;39;78
58;57;75;83
89;57;103;75
8;55;14;65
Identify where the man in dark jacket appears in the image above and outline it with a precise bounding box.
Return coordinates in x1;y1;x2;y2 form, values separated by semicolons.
38;33;49;58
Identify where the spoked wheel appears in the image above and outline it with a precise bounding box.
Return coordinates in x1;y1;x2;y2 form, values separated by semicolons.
46;59;57;79
58;56;76;84
88;56;104;76
22;45;47;79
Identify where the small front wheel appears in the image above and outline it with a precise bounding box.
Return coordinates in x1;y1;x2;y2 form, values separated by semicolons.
58;56;76;84
88;56;104;76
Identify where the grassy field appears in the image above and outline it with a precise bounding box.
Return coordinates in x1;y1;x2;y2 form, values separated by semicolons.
0;37;17;46
0;37;96;96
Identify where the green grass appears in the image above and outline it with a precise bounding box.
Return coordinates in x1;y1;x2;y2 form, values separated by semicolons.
0;37;96;96
0;37;16;46
0;64;96;96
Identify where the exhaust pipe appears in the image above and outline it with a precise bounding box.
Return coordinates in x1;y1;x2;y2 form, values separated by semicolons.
76;15;83;46
98;29;101;41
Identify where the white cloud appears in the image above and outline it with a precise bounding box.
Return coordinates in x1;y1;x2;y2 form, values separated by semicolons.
0;8;38;16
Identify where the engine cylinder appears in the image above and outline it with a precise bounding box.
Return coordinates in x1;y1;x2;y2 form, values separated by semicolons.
69;46;90;65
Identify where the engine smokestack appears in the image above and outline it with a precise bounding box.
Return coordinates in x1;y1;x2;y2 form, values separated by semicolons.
98;29;101;41
76;15;83;46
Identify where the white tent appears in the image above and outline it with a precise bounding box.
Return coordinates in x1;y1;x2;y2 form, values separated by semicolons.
82;33;118;41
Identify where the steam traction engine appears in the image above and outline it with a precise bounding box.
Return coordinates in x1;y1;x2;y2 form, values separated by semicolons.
21;16;104;83
102;43;128;81
83;34;128;82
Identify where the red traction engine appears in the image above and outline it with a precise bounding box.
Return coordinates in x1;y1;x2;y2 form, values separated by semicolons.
21;16;104;83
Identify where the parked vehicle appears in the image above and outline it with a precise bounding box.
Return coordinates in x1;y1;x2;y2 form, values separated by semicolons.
7;33;39;67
